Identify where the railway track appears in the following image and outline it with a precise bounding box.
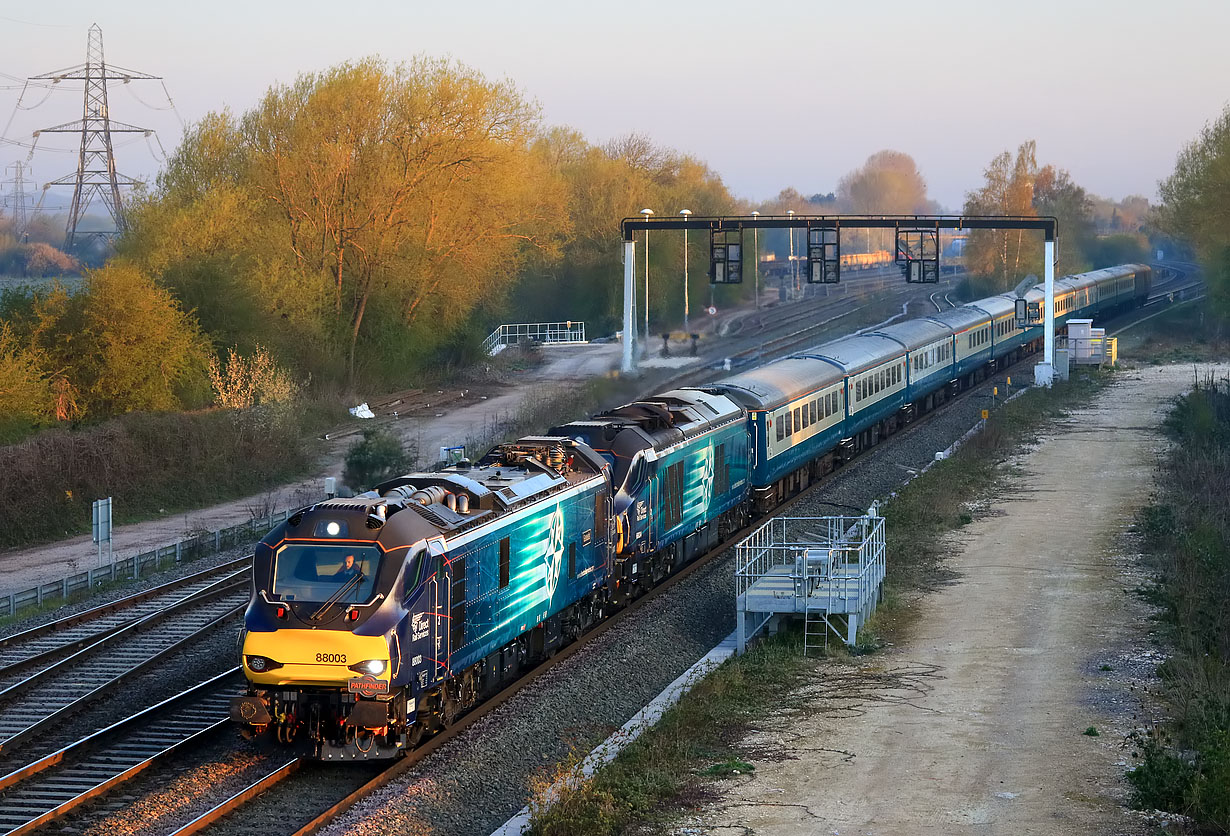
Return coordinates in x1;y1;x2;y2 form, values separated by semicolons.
0;576;246;758
1145;260;1202;305
0;670;244;835
713;274;959;373
165;331;1047;836
0;558;250;687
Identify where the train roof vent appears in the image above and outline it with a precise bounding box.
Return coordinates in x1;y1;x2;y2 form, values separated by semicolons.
406;502;451;528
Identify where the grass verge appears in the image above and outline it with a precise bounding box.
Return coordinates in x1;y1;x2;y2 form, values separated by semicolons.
1127;373;1230;832
528;367;1114;835
1115;298;1230;365
527;631;811;836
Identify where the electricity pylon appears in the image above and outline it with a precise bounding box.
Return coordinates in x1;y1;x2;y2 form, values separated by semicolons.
2;161;33;237
30;24;160;248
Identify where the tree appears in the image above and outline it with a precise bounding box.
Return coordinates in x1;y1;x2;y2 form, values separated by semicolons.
1034;165;1094;276
510;131;738;333
963;141;1040;287
1159;105;1230;317
0;322;50;429
28;263;209;417
837;150;932;215
837;151;934;255
123;57;567;387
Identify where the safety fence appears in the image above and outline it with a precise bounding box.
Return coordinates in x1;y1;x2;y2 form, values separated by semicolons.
482;321;587;355
0;509;295;619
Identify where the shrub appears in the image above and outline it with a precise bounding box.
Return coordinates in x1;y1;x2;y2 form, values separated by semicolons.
208;344;298;409
1130;378;1230;831
343;428;410;491
0;407;313;548
0;321;50;429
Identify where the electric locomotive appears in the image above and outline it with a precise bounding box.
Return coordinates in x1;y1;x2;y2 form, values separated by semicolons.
551;388;749;594
230;436;614;759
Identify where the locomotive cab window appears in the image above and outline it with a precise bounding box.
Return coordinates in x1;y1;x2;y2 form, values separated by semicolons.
272;544;382;603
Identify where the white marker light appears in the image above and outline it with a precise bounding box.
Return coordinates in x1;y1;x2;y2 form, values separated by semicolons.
326;521;341;536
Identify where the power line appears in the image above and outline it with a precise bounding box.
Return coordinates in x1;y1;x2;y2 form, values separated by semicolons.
0;14;78;30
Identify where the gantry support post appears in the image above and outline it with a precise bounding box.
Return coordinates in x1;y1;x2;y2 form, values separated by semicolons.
1035;236;1056;387
622;239;637;374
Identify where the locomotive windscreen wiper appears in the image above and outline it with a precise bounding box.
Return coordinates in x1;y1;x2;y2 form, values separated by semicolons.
310;570;365;622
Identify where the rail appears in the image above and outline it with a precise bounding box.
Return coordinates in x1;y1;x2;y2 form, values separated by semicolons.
482;321;586;355
0;510;295;619
0;669;244;836
0;577;246;755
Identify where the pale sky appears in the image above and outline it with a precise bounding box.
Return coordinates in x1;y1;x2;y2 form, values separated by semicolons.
2;0;1227;211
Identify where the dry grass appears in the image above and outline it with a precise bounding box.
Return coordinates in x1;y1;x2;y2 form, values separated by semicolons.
0;406;323;548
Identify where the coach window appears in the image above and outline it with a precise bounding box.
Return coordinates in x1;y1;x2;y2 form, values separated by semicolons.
794;407;801;431
776;417;785;442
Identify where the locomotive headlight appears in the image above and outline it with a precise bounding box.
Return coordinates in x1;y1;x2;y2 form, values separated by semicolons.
348;659;386;676
245;655;283;672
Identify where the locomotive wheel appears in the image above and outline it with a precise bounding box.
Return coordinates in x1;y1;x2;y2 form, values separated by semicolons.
440;696;460;728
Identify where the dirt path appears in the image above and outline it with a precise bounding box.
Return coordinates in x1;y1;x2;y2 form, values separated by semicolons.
684;363;1223;836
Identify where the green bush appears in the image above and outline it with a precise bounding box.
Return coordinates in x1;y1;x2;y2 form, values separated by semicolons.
1130;379;1230;830
343;428;410;491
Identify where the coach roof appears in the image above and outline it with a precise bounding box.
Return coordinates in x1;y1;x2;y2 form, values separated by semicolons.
710;355;843;412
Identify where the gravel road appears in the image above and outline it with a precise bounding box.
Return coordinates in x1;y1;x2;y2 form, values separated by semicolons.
677;363;1226;836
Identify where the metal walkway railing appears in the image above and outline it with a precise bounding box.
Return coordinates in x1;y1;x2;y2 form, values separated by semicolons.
482;322;587;355
735;504;885;653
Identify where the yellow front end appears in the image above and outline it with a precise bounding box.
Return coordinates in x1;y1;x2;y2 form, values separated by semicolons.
242;629;392;689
